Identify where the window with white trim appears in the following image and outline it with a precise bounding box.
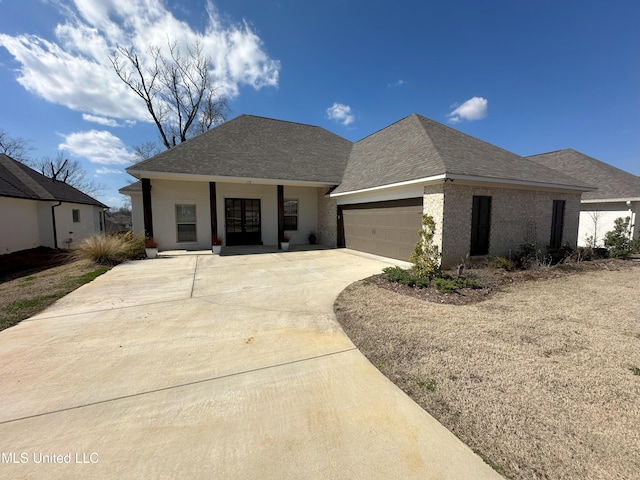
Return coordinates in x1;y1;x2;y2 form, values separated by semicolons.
284;199;298;231
176;204;197;242
72;209;80;223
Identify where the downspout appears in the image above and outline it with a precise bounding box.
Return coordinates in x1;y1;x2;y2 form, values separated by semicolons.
51;201;62;249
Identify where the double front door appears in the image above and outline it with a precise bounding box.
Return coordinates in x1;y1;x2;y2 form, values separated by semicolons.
225;198;261;246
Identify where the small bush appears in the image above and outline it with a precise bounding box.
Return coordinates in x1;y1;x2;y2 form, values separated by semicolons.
433;277;482;293
75;233;145;265
493;256;516;271
410;214;442;280
604;217;633;258
382;266;430;288
547;242;574;264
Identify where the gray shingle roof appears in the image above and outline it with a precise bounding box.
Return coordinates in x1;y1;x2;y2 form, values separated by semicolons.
0;154;107;207
333;114;591;194
527;149;640;201
127;115;352;184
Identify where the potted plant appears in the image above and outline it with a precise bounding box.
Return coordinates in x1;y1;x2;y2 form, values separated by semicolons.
211;234;223;254
308;232;317;245
144;237;158;259
280;235;290;251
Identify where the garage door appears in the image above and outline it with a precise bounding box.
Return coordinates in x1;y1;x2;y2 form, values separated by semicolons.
340;198;423;261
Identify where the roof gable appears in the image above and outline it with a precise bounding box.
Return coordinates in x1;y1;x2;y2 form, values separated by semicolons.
527;149;640;201
334;114;590;194
0;154;107;207
128;115;352;184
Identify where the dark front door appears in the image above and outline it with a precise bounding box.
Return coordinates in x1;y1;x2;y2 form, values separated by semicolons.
225;198;262;246
470;195;491;256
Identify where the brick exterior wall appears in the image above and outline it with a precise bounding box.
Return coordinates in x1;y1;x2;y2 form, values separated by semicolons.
422;184;445;257
317;187;338;247
427;182;581;268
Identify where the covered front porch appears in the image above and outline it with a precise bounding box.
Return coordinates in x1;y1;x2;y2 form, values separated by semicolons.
135;177;337;252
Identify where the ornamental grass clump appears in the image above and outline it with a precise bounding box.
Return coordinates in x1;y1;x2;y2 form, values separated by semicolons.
75;233;145;265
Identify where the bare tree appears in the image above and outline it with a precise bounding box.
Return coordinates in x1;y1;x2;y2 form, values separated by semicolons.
585;208;603;247
0;128;33;163
109;41;228;150
34;152;105;197
132;141;162;164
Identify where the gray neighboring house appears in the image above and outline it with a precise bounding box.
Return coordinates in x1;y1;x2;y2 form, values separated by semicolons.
528;149;640;246
0;153;107;254
121;114;593;267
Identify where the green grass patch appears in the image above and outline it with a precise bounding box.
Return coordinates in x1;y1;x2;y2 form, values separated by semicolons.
75;267;109;285
0;266;111;332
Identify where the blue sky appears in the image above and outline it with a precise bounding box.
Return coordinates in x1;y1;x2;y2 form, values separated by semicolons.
1;0;638;208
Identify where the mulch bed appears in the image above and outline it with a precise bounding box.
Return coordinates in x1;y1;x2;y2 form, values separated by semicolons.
367;258;633;305
0;247;73;282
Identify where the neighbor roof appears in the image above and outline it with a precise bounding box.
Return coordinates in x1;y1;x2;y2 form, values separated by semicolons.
527;149;640;201
0;154;107;207
127;115;352;184
333;114;592;194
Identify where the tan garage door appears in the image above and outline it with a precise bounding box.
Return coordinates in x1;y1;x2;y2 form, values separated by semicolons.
340;198;423;261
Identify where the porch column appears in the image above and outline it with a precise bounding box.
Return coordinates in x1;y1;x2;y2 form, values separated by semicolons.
209;182;218;244
277;185;284;249
142;178;154;238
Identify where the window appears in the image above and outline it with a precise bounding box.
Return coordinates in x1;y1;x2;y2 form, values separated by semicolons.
72;209;80;223
470;196;491;256
550;200;565;249
284;199;298;231
176;204;197;242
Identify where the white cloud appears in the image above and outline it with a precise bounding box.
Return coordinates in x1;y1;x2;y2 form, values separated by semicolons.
59;130;134;165
388;79;406;88
96;167;124;175
82;114;122;127
447;97;488;124
0;0;280;122
326;103;355;126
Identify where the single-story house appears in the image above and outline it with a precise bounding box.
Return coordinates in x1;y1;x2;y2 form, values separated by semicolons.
121;114;593;267
528;149;640;247
0;153;108;254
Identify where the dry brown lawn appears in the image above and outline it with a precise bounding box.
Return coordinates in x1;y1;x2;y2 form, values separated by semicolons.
0;256;108;331
335;262;640;480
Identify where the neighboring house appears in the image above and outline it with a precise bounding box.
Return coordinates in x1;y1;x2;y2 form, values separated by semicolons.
528;149;640;247
121;114;593;267
0;154;108;254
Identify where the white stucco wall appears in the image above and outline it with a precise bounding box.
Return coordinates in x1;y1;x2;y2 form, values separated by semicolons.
282;185;318;244
145;179;320;250
579;201;639;246
0;197;40;254
54;203;104;249
129;193;144;235
1;198;103;254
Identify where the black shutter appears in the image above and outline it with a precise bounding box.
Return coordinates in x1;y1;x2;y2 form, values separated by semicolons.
550;200;565;249
470;196;491;255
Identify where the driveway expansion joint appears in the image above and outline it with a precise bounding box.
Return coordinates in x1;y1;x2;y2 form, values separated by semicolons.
0;347;358;426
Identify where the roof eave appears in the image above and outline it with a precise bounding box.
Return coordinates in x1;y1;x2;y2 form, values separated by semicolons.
331;173;594;198
582;197;640;204
126;169;339;188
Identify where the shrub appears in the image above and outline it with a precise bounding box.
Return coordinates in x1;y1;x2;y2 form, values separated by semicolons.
493;256;516;271
547;242;574;264
382;266;430;288
604;217;633;258
410;214;441;279
75;233;145;265
433;277;482;293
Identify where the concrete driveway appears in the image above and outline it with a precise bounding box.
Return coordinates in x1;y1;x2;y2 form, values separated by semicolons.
0;248;502;479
